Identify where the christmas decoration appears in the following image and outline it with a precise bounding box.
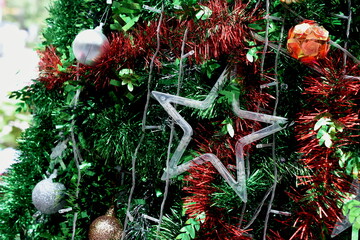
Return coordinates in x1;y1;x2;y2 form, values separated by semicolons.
0;0;358;239
286;57;360;239
152;66;229;181
287;20;330;63
72;24;109;65
31;171;66;214
88;206;123;240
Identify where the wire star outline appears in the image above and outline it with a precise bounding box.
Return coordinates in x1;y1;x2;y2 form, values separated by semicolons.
152;66;288;202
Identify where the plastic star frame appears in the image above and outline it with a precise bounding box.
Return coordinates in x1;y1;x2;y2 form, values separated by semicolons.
152;66;288;202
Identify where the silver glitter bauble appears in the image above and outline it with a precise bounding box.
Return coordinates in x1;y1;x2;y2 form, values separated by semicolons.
72;25;109;66
32;178;66;214
89;206;123;240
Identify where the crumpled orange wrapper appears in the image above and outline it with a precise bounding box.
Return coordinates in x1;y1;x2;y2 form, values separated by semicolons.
287;20;330;63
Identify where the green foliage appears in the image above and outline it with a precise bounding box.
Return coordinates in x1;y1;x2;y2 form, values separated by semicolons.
342;199;360;232
176;212;205;240
195;5;212;21
147;207;184;240
1;0;359;239
337;149;360;179
314;115;344;148
0;83;66;239
111;0;143;32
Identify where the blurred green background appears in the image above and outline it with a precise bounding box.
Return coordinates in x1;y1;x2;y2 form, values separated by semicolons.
0;0;50;173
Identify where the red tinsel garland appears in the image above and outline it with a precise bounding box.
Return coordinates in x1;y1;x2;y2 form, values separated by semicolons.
183;162;252;240
182;56;273;239
287;55;360;239
36;0;261;90
37;46;71;89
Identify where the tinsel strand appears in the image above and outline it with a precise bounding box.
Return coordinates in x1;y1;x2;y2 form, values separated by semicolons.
288;57;359;239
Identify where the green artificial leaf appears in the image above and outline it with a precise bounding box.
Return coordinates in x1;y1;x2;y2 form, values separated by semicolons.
119;68;134;75
349;207;360;217
176;233;190;240
356;218;360;229
316;128;326;140
110;79;122;87
155;189;163;197
134;199;146;205
325;138;333;148
226;123;235;137
314;117;331;131
346;159;355;176
352;165;358;178
127;82;134;91
334;120;345;132
196;6;212;20
246;47;258;62
248;23;264;30
79;162;92;170
121;15;140;31
201;60;220;79
349;215;356;224
184;225;195;238
324;134;333;148
196;212;206;223
246;53;254;62
80;211;89;219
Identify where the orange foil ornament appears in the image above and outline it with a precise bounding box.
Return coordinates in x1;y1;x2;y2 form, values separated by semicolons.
287;20;330;63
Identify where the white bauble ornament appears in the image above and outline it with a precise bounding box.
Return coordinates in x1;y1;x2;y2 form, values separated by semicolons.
32;177;66;214
72;24;109;66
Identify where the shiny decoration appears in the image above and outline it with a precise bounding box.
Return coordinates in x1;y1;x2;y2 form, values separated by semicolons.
72;24;109;65
287;20;330;63
152;65;289;203
89;206;123;240
32;177;66;214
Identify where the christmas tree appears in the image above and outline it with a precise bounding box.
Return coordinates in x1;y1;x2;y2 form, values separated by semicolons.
0;0;359;239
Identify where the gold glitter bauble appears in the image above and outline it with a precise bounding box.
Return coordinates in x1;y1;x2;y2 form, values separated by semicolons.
88;206;123;240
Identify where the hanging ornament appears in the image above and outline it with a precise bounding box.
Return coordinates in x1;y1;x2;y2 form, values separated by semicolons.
32;171;66;214
287;20;330;63
72;23;109;66
88;205;123;240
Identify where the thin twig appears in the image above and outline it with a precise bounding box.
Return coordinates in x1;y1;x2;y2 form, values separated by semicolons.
156;25;189;239
123;4;164;238
343;0;352;66
142;3;164;131
260;0;271;77
71;64;84;240
262;15;285;239
244;184;275;229
156;127;175;238
121;134;145;240
330;40;359;64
